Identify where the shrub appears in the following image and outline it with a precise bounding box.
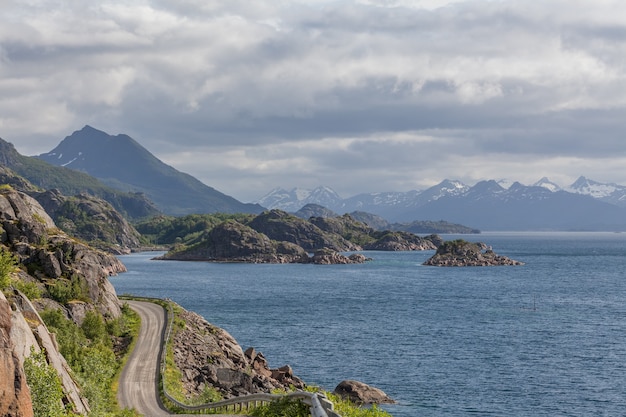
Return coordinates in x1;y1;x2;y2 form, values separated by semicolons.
250;396;310;417
23;348;69;417
0;247;17;290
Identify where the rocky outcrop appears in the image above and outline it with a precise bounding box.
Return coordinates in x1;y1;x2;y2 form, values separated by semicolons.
334;380;394;405
309;248;371;265
159;221;371;265
0;187;124;318
424;240;524;266
0;291;33;417
160;220;310;263
34;190;141;254
172;307;305;400
363;231;438;251
248;209;360;252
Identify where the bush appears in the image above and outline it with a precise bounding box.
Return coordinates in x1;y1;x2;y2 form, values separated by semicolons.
0;247;17;290
250;396;310;417
23;348;69;417
12;279;42;299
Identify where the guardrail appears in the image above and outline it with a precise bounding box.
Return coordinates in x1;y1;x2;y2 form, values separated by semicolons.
121;295;341;416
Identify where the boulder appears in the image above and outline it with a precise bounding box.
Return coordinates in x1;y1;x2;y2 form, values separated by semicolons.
308;248;371;265
334;380;395;405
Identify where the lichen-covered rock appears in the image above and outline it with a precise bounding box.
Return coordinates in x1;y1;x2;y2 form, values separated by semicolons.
334;380;395;405
423;239;524;266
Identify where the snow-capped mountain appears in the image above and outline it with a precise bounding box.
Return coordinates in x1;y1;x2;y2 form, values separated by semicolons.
533;177;562;192
257;176;626;231
566;176;626;207
257;186;343;212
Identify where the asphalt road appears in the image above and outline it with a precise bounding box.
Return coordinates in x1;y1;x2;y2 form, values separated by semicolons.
117;300;241;417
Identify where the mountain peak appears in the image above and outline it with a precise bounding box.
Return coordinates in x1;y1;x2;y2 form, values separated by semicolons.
533;177;561;192
37;127;262;216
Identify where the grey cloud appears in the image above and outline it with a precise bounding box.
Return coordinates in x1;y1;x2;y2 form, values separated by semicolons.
3;0;626;200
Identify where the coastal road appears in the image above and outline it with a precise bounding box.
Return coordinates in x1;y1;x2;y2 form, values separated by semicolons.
117;300;241;417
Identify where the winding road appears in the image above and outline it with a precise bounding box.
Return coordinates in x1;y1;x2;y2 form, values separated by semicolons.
117;300;241;417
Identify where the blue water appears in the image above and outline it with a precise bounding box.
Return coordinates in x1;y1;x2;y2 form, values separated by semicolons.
110;232;626;416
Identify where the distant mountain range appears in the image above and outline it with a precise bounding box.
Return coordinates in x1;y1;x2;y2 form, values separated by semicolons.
36;126;263;216
257;177;626;231
3;125;625;231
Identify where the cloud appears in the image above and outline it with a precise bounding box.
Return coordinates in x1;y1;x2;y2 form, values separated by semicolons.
3;0;626;200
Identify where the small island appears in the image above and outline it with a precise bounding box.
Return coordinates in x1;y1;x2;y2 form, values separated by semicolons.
423;239;524;267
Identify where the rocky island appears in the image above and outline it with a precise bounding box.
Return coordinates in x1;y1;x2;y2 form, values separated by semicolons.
424;239;524;266
156;209;441;264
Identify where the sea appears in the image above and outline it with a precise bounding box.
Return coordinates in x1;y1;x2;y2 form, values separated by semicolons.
110;232;626;417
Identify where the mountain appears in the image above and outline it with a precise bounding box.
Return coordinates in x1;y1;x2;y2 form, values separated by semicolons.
411;181;626;231
37;126;263;216
0;137;159;220
533;177;562;192
258;177;626;231
257;186;343;212
566;176;626;207
258;179;469;220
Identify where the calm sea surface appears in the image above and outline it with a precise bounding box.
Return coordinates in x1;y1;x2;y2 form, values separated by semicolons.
111;232;626;417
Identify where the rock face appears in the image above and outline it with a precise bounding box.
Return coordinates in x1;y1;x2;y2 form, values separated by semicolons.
424;239;524;266
0;292;34;417
334;380;394;405
34;190;142;254
172;307;305;400
0;187;124;318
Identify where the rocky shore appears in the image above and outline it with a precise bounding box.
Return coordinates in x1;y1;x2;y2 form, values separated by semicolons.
424;239;524;266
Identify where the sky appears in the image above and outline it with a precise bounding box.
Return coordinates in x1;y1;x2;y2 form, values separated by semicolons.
2;0;626;202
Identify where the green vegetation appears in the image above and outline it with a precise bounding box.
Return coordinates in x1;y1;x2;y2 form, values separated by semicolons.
11;279;42;299
40;304;141;417
23;348;69;417
325;391;393;417
250;396;310;417
134;213;255;245
0;246;17;290
46;274;90;304
249;390;394;417
5;151;158;220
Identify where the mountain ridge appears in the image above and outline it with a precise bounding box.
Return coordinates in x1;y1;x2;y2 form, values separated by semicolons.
37;126;264;216
258;177;626;231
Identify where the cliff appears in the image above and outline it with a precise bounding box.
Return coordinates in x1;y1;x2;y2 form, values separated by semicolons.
0;187;128;415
